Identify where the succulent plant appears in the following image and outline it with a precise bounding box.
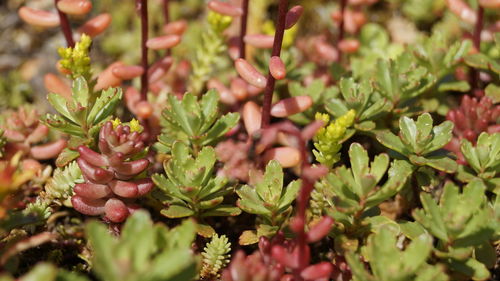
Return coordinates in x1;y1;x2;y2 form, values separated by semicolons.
457;132;500;193
43;161;84;204
313;110;356;168
156;90;240;154
313;142;413;252
286;79;338;125
153;141;240;237
43;36;123;166
189;11;232;94
346;227;448;281
221;250;283;281
237;160;300;244
71;121;153;223
200;234;231;279
373;53;436;112
445;95;500;164
86;211;199;281
377;113;457;173
0;106;67;161
0;152;37;207
326;78;390;132
413;180;497;280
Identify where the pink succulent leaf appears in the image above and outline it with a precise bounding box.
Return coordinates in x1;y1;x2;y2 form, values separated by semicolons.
74;183;112;199
77;146;109;167
109;180;139;198
25;124;49;144
300;262;334;280
77;158;114;184
71;195;106;216
30;139;67;160
104;198;130;223
111;159;149;176
271;245;297;268
306;216;333;243
135;178;154;196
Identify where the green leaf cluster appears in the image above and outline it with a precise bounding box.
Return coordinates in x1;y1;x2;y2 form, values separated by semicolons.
200;234;231;279
377;113;457;173
313;143;413;251
326;78;390;131
346;227;448;281
156;91;239;154
236;160;300;244
458;132;500;193
413;181;498;280
189;12;232;94
43;161;83;203
43;77;122;164
287;79;338;125
86;210;199;281
153;142;240;237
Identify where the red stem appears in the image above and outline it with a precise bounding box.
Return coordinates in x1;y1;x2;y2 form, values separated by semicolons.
336;0;348;62
54;0;74;47
260;0;288;128
139;0;149;101
163;0;170;24
277;125;312;280
471;6;484;96
239;0;250;59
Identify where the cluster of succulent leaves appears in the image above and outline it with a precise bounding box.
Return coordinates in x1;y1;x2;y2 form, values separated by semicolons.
237;160;300;244
42;35;122;166
155;90;239;154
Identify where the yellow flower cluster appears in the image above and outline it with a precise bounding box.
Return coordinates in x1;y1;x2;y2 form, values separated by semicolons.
57;34;92;79
112;118;143;133
207;11;233;34
313;110;356;168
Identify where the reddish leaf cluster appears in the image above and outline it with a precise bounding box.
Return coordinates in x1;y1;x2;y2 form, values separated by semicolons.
71;121;153;223
1;107;67;161
445;95;500;164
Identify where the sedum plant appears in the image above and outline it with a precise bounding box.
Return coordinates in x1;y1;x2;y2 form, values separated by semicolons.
156;90;239;154
373;53;436;113
189;11;232;95
153;141;240;237
200;234;231;279
86;210;199;281
236;160;301;244
286;79;338;125
413;180;498;280
43;36;123;166
43;161;83;204
71;121;153;223
326;78;391;131
313;110;356;168
346;227;448;281
313;143;413;252
377;113;457;173
457;132;500;193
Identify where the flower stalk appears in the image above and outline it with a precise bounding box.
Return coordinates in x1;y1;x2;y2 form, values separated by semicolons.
138;0;149;101
54;0;75;47
261;0;288;128
239;0;250;59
